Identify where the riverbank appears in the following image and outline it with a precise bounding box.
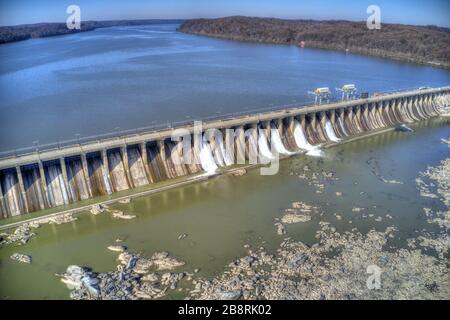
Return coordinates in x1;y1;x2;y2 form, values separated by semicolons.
178;16;450;70
0;20;183;44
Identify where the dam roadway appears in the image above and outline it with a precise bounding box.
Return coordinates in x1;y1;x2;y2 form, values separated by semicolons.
0;86;449;218
0;86;448;170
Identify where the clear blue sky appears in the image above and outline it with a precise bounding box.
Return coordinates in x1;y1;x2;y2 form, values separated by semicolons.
0;0;449;27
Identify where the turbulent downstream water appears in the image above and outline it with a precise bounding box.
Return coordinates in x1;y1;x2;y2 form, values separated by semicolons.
0;118;449;299
0;24;449;152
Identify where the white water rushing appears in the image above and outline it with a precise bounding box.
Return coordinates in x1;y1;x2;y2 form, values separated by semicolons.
258;128;274;160
324;119;340;142
270;123;293;155
212;142;225;167
200;137;218;174
338;118;348;136
293;119;322;157
218;137;234;166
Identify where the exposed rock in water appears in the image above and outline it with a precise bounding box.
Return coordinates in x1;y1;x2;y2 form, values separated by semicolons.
108;245;126;252
118;251;185;273
441;138;450;147
1;224;35;245
60;251;186;300
134;282;167;299
274;222;286;235
178;17;450;69
417;158;450;229
111;210;136;220
380;177;404;185
43;213;78;225
214;289;242;300
90;204;106;215
231;169;246;176
60;265;101;298
189;224;450;300
178;233;188;240
280;201;319;225
1;213;77;246
416;235;450;259
10;253;31;264
161;272;185;290
395;124;414;132
281;213;311;224
142;273;158;282
115;236;127;243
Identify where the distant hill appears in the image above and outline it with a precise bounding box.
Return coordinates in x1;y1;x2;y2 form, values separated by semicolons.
0;19;184;44
178;16;450;69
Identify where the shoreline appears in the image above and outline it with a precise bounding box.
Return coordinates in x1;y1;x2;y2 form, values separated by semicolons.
0;20;184;45
178;17;450;70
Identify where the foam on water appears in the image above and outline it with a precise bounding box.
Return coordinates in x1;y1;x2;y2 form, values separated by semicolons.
293;119;323;157
258;128;274;160
338;118;348;136
199;136;218;174
325;119;340;142
270;123;293;155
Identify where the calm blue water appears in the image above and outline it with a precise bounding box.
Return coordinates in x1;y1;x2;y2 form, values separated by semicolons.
0;24;449;152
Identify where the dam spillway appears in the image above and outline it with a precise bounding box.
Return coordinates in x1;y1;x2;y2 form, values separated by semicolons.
0;87;449;219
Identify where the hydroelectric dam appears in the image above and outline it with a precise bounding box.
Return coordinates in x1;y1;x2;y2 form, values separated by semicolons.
0;86;449;220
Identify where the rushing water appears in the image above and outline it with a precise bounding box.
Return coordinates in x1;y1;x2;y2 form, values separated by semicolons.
325;119;340;142
258;128;274;160
0;24;449;152
270;123;293;155
0;117;449;299
199;138;217;174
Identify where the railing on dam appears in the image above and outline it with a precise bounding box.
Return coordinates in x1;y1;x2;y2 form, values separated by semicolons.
0;85;446;160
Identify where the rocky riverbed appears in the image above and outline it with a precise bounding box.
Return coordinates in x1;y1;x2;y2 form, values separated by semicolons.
54;151;450;300
274;201;321;235
189;222;449;300
59;251;187;300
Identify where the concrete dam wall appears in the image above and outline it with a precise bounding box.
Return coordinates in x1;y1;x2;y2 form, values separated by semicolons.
0;87;449;219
